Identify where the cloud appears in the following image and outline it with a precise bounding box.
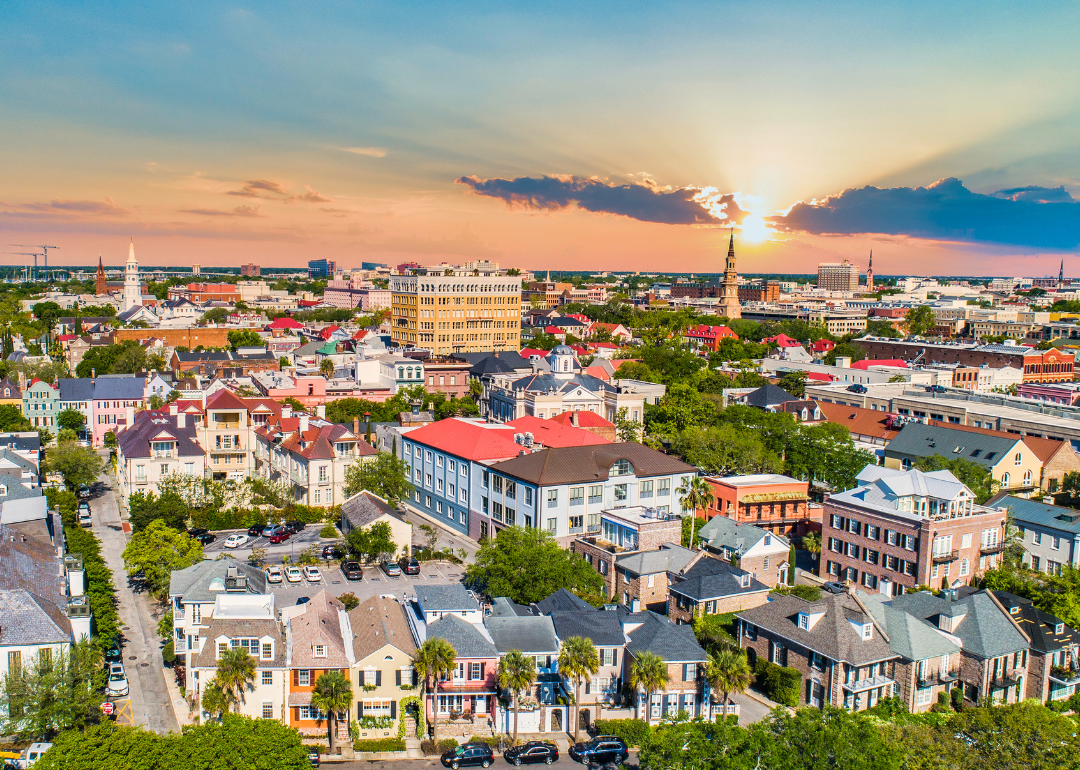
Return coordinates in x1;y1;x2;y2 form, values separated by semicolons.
338;147;388;158
18;197;128;216
287;185;331;204
457;175;744;226
227;179;288;198
181;204;263;217
772;177;1080;249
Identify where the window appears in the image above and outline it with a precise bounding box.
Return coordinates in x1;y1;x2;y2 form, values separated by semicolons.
218;642;228;658
547;518;557;534
570;487;584;505
1034;531;1042;545
262;670;273;686
492;475;503;493
318;466;328;482
1002;472;1010;486
547;490;558;508
903;535;916;551
885;529;898;546
298;670;311;686
614;484;627;502
588;485;603;503
847;519;860;535
262;702;274;719
1015;452;1022;466
482;470;489;488
865;524;878;540
262;642;272;660
448;459;456;473
610;459;632;476
470;662;482;680
524;487;533;505
640;480;653;497
436;455;444;468
658;478;670;496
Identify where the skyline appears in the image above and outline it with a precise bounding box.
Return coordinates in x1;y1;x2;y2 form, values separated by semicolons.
3;2;1080;274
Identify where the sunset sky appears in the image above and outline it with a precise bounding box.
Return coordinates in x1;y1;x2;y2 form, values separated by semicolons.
3;1;1080;276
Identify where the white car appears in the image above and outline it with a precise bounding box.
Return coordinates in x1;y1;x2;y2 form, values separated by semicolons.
106;663;129;697
224;533;249;549
285;566;303;583
303;565;322;582
265;565;283;583
15;742;52;768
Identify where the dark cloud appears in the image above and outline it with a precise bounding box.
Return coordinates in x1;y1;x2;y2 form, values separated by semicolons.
456;175;743;225
772;177;1080;248
227;179;288;198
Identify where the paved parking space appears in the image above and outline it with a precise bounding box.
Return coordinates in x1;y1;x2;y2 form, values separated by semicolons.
263;560;465;604
199;526;329;558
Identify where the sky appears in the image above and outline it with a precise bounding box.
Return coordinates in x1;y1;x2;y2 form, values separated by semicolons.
3;1;1080;276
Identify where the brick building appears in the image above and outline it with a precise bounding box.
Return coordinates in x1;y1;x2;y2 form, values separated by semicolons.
112;326;230;350
667;557;770;625
697;516;792;587
993;590;1080;703
170;349;280;378
853;338;1075;383
821;466;1008;595
167;283;242;303
701;474;820;538
240;264;260;277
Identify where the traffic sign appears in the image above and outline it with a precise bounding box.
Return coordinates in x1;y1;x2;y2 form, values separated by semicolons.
101;701;114;715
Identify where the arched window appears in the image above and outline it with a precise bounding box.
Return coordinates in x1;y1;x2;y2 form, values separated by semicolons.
398;367;404;379
1015;452;1022;466
1002;472;1011;487
1023;470;1032;485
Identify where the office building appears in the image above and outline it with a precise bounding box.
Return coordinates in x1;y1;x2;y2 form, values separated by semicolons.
240;263;260;277
308;259;336;278
817;260;859;292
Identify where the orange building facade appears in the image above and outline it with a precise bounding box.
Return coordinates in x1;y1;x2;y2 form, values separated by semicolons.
701;474;822;538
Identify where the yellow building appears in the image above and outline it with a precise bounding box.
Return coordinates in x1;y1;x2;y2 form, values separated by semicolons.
0;377;22;412
390;268;522;355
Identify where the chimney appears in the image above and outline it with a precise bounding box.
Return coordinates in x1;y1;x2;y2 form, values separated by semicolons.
353;417;360;434
299;414;310;433
316;404;326;419
571;411;578;427
282;404;292;419
177;412;185;429
169;403;178;416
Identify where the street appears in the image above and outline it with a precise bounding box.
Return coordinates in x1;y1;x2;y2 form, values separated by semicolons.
90;470;180;734
331;749;640;770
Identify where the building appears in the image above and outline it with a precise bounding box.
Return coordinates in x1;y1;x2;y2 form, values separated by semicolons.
240;263;260;277
624;612;710;719
697;516;792;588
91;376;147;447
419;356;473;399
737;281;782;303
550;609;626;719
308;259;336;278
115;407;206;499
884;422;1042;495
817;260;859;292
0;378;21;413
737;589;898;711
866;251;874;292
484;442;696;545
822;466;1008;595
348;596;417;740
853;337;1076;384
123;239;141;312
285;590;351;738
339;491;413;557
166;282;242;304
700;474;819;538
390;269;522;355
993;495;1080;574
682;324;738;352
717;232;741;319
667;557;771;624
992;591;1080;703
22;379;59;430
422;613;500;732
170;349;280;378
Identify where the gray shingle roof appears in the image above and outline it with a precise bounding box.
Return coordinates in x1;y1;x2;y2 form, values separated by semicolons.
625;612;707;663
485;615;559;654
415;584;480;613
698;516;789;553
888;590;1029;660
668;558;770;602
489;597;536;618
340;491;402;531
535;589;594;615
551;610;625;647
886;422;1021;469
428;614;498;658
615;544;696;577
744;384;797;408
168;560;266;603
92;377;146;400
0;524;65;603
58;378;95;402
860;592;960;661
992;591;1080;654
190;617;286;668
0;589;72;646
991;495;1080;534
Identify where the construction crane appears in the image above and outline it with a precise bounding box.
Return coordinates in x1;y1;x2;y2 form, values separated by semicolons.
5;251;44;282
11;244;58;281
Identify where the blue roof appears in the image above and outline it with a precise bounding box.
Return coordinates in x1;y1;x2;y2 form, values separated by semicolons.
58;379;94;402
91;377;146;400
993;495;1080;534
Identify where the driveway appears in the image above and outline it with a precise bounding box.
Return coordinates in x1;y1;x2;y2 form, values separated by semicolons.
92;471;180;734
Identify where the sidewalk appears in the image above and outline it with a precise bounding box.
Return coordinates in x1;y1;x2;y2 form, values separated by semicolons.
162;665;196;727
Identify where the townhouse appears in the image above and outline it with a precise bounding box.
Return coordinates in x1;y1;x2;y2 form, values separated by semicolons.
623;612;710;720
199;389;262;482
821;466;1007;595
348;596;417;739
701;474;820;538
667;557;771;624
990;494;1080;574
550;609;626;721
57;379;93;442
427;617;500;727
90;376;147;447
286;591;352;738
484;443;696;545
22;378;59;430
484;610;561;712
992;590;1080;703
697;516;792;588
682;324;738;352
0;377;21;413
115;406;206;498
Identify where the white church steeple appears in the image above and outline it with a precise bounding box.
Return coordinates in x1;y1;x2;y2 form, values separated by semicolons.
123;238;140;312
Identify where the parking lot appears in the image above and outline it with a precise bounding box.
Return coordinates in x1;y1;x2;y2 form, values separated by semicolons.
199;525;329;559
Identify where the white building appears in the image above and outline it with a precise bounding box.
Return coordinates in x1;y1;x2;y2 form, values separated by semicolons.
123;239;141;313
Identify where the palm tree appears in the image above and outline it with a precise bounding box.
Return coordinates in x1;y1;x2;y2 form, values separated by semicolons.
803;532;821;570
320;358;335;378
705;648;752;716
558;635;599;742
413;638;457;740
678;476;715;550
498;650;537;741
200;678;229;719
311;670;353;755
629;651;669;725
214;647;256;712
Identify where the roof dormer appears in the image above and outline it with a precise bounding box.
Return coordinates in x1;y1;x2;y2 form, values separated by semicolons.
848;618;873;640
797;609;827;632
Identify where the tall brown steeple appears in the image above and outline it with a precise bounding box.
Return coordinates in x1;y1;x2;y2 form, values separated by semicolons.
95;256;106;296
717;229;741;319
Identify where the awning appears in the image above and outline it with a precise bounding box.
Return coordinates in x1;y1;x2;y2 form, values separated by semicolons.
289;692;312;706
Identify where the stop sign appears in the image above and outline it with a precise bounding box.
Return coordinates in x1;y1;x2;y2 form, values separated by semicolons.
101;702;114;715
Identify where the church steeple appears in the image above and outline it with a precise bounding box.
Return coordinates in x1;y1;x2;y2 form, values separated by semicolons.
95;256;106;296
717;227;741;320
1059;258;1065;290
866;249;874;293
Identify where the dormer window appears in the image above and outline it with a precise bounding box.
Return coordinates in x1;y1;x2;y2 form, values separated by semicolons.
740;574;751;588
798;613;809;630
314;645;326;658
862;624;873;640
1056;623;1065;634
1010;606;1020;615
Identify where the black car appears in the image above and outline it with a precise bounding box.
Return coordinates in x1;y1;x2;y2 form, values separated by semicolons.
188;527;209;539
285;520;305;534
505;741;559;766
846;383;868;394
569;737;628;766
823;581;846;594
441;743;494;769
400;557;421;575
342;561;363;581
192;531;216;545
296;596;310;606
105;635;122;663
926;384;947;393
248;524;265;537
322;544;345;560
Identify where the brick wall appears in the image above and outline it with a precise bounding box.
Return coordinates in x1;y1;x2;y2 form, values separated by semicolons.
1042;446;1080;491
113;327;230;349
668;590;769;625
1027;651;1050;702
572;540;618;598
617;570;673;612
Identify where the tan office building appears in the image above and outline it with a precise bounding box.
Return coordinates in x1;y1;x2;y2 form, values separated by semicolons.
817;260;859;291
390;268;522;354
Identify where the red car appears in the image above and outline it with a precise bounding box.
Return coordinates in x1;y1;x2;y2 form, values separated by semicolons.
269;530;291;544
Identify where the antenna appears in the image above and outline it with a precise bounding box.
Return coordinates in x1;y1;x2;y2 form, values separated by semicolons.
11;245;57;281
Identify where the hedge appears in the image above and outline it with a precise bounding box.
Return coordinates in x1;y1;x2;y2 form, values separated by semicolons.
353;738;406;752
191;504;340;531
753;659;801;707
593;718;652;748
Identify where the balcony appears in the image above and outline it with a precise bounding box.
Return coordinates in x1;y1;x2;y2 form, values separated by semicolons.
932;550;960;564
917;669;959;688
1049;666;1080;686
568;525;584;535
980;543;1006;555
989;670;1021;689
841;674;895;693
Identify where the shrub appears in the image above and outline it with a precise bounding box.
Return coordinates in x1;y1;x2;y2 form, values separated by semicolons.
771;584;821;602
420;740;438;755
161;640;175;665
353;738;406;752
753;660;801;707
950;685;964;711
320;523;338;538
437;739;459;754
592;718;652;748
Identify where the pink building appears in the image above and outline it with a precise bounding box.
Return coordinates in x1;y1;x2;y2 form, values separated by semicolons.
251;371;327;409
92;378;146;447
324;275;392;311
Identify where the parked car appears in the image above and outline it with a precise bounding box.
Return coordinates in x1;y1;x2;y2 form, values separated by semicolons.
342;561;363;581
505;741;559;766
846;383;868;394
224;533;249;549
265;566;283;584
400;557;421;575
191;531;216;545
248;524;265;536
285;566;303;583
569;737;628;766
321;544;344;560
302;565;322;582
296;596;311;606
381;560;402;577
76;484;91;499
926;384;947;393
269;530;291;544
262;524;284;538
284;520;305;534
104;636;122;663
77;505;92;527
14;743;52;769
822;581;846;594
307;747;320;767
106;663;129;697
442;743;494;769
188;527;210;539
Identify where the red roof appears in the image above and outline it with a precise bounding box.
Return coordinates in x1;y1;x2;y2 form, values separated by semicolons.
205;388;250;411
850;359;907;370
583;365;611;382
569;345;589;355
566;314;590;323
548;411;615;429
519;348;548;358
173;399;205;414
544;326;565;335
58;334;76;342
506;415;612;447
317;325;342;340
812;339;835;352
764;333;801;348
298;299;321;308
685;324;738;340
403;418;523;461
805;372;836;382
268;317;303;329
591;341;620;349
353;330;370;341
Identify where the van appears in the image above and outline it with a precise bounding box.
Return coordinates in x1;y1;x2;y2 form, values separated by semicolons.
16;743;53;768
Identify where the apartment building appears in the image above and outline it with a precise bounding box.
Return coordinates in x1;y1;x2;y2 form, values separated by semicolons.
701;474;819;538
994;494;1080;573
390;268;521;355
22;379;58;430
993;591;1080;703
817;260;859;291
821;466;1007;594
115;407;206;498
90;377;146;447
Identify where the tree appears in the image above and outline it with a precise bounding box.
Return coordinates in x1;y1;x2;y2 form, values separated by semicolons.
122;519;204;598
677;476;715;550
343;451;413;501
227;330;264;350
705;648;752;712
212;647;257;714
497;649;537;741
320;358;335;378
56;407;86;432
803;532;821;569
613;361;661;383
32;301;63;332
346;521;396;563
755;706;903;770
914;454;994;503
413;638;456;740
147;394;165;410
338;592;360;611
0;403;32;432
311;670;353;755
779;370;808;398
465;526;606;605
823;341;867;366
1;638;105;741
671;425;783;477
613;407;641;442
558;636;599;741
128;490;189;532
45;440;104;490
628;651;669;725
950;701;1080;770
788;542;797;585
905;305;937;337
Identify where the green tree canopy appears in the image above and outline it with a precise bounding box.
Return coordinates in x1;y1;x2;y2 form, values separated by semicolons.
122;519;204;598
343;452;413;501
227;330;265;350
0;403;32;432
905;304;937;336
57;407;86;432
128;490;189;532
465;526;606;605
45;439;104;490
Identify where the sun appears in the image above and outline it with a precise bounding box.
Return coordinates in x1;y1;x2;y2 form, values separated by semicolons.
740;214;769;243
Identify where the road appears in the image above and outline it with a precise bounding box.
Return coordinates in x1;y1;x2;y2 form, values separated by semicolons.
331;751;640;770
91;471;180;734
